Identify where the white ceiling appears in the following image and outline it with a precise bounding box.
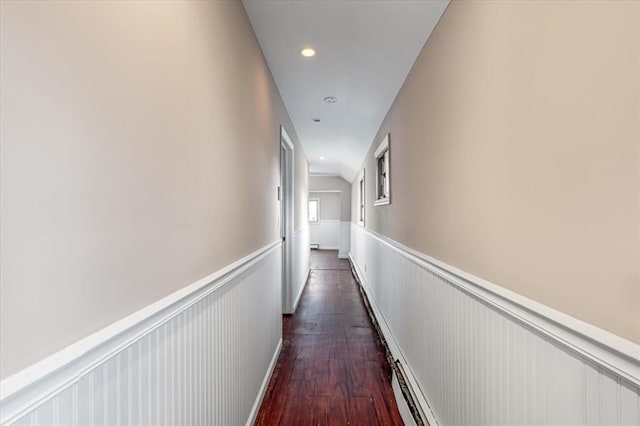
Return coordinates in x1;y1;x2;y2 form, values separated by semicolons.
243;0;449;182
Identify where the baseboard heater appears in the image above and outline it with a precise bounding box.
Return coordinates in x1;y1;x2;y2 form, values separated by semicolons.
310;243;320;250
347;258;426;426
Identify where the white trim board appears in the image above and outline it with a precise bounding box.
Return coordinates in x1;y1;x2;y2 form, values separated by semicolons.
351;225;639;386
280;125;295;315
0;240;282;425
373;133;390;159
292;267;310;314
245;338;282;426
349;225;640;425
392;372;417;426
290;226;310;315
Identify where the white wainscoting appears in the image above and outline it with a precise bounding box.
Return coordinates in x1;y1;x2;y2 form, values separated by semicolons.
350;224;640;426
338;221;350;259
0;242;283;426
310;220;340;250
291;226;310;313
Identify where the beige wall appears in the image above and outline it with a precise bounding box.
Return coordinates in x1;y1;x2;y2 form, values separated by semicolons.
309;175;352;221
352;0;639;342
310;192;341;221
0;0;308;379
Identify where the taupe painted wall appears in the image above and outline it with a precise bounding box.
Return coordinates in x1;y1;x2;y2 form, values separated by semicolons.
310;192;341;221
0;0;308;379
352;0;639;342
309;176;352;221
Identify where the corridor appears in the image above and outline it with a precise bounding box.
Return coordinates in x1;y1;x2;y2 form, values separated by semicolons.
255;250;403;425
1;1;638;424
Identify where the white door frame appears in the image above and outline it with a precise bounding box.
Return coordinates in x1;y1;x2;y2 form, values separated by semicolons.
280;126;295;314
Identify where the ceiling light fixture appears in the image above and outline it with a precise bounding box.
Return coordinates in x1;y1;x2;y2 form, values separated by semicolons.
320;157;325;160
312;118;321;123
323;96;337;103
300;47;316;57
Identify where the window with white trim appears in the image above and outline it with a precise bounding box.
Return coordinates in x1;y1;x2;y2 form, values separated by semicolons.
308;198;319;223
357;170;365;226
374;134;390;206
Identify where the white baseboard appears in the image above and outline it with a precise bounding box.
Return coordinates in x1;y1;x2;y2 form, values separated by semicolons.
288;226;310;315
1;241;284;425
350;224;640;426
292;267;310;313
392;373;416;426
350;254;439;426
245;338;282;426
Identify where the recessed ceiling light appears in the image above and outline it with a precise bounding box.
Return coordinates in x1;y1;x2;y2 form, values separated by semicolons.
323;96;337;103
300;47;316;57
312;118;321;122
320;157;325;160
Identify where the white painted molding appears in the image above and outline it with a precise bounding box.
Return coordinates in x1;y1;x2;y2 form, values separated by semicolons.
373;133;390;159
0;240;282;423
352;224;640;387
292;267;310;313
280;125;295;314
392;373;417;426
280;126;294;150
373;197;390;206
290;226;310;315
349;253;439;426
356;169;365;226
373;134;390;206
246;338;283;426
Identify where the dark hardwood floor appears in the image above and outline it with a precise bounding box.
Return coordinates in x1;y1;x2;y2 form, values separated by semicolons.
255;250;404;425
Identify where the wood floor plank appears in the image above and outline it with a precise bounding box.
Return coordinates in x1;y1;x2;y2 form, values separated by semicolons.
349;397;379;426
327;383;351;426
255;250;404;425
277;381;314;425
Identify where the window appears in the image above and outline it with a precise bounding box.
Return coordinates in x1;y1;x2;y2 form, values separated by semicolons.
357;170;365;226
308;198;319;223
373;134;390;206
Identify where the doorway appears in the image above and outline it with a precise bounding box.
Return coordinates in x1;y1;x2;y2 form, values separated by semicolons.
280;126;294;314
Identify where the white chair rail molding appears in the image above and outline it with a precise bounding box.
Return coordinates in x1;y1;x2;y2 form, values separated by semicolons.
349;224;640;426
0;242;284;426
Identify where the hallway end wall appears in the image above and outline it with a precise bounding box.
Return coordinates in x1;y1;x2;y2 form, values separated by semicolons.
309;176;352;222
310;176;352;257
